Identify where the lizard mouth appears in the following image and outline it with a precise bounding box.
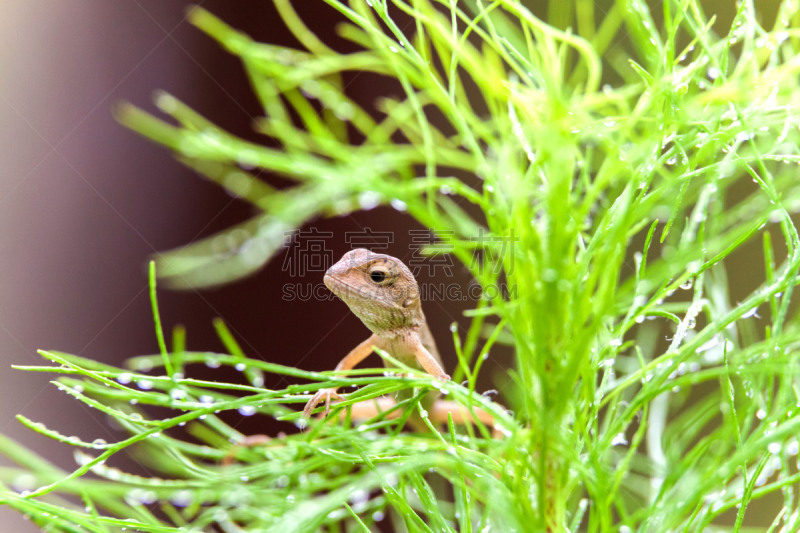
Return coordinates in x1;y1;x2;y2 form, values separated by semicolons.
324;274;372;301
323;273;338;293
323;273;351;298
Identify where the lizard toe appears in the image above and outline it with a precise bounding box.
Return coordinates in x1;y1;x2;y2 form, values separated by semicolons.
302;387;343;419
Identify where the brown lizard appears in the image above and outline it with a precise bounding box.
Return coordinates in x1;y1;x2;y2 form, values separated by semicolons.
224;249;496;463
303;248;495;431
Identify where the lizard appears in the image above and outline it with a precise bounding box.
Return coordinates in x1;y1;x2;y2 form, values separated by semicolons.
223;248;497;463
303;248;496;431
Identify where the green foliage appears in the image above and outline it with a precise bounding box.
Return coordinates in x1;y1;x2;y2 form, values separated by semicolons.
4;0;800;531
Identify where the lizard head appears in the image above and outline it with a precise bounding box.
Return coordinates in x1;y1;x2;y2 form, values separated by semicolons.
324;248;421;334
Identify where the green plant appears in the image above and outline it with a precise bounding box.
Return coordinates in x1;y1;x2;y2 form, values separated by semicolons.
3;1;800;531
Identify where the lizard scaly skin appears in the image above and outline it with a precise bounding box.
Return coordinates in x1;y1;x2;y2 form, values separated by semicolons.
303;248;450;419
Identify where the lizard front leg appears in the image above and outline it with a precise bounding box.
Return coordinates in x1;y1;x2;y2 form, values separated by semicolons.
302;334;380;419
405;333;450;381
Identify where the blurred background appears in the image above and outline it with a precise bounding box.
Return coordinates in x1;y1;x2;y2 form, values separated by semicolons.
0;1;779;531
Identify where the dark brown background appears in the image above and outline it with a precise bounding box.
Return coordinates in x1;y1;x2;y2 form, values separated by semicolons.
0;1;779;531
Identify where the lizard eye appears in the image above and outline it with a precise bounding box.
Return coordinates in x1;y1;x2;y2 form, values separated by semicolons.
370;270;386;283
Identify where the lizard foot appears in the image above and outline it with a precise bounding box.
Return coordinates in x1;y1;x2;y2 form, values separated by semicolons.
302;387;344;420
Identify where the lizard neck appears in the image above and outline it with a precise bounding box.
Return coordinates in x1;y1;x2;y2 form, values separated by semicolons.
374;304;442;365
371;304;425;340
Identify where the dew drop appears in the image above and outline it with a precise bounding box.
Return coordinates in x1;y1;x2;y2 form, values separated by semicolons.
390;198;407;211
349;488;370;506
787;439;799;456
741;306;760;319
238;405;257;416
358;191;381;210
125;488;158;506
170;490;194;507
170;389;187;401
611;433;628;446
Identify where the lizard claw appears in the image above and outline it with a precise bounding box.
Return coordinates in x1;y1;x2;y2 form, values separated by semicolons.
302;387;343;420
